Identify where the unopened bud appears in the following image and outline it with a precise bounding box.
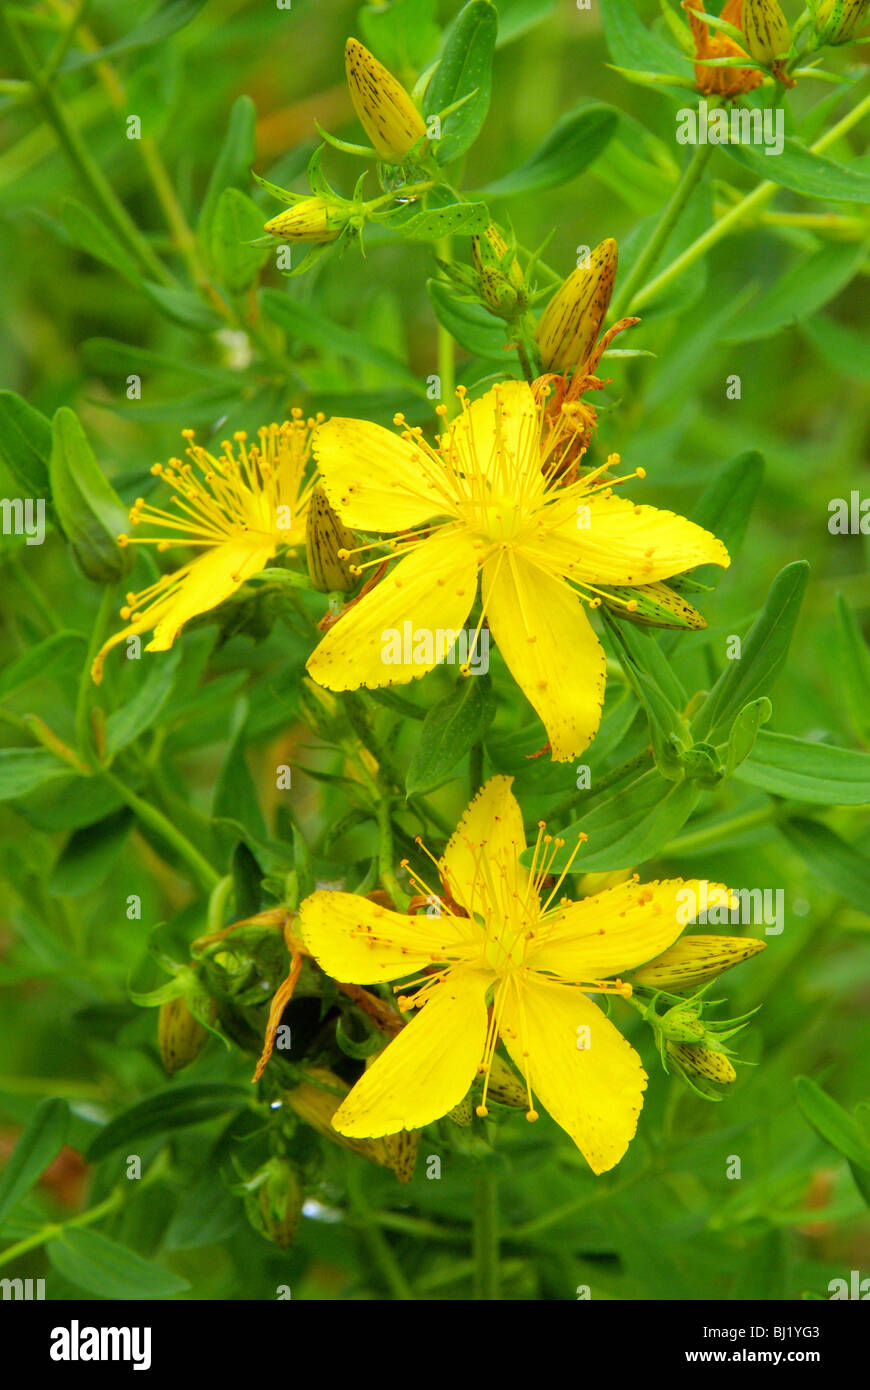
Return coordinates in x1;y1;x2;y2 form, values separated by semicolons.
814;0;870;43
158;996;210;1075
245;1157;304;1250
306;485;356;593
536;238;618;374
742;0;791;64
263;197;343;242
631;934;766;991
345;38;427;163
600;580;707;631
667;1041;737;1086
471;223;524;317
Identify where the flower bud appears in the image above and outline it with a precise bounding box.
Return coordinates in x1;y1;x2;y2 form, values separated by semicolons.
345;38;427;163
742;0;791;64
667;1042;737;1086
631;934;766;991
263;197;343;242
285;1069;417;1182
471;223;524;317
599;580;707;631
536;239;618;374
158;996;209;1075
306;484;357;593
814;0;870;43
245;1157;304;1250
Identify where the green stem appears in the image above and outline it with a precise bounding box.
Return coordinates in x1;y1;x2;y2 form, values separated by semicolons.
473;1167;500;1300
0;1186;123;1270
344;1156;415;1300
99;768;221;893
0;9;172;286
609;129;719;320
377;798;411;910
632;90;870;312
436;234;456;413
664;803;776;856
75;586;115;762
469;741;484;799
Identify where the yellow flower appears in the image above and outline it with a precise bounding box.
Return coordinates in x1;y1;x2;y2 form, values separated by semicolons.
263;197;343;242
92;414;318;684
742;0;791;66
299;776;732;1174
630;932;766;990
345;37;427;163
536;238;619;375
306;380;728;760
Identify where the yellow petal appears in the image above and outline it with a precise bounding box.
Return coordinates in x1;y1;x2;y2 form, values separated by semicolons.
314;416;450;531
532;493;730;587
442;380;543;499
530;879;732;979
332;966;492;1137
91;538;274;683
147;538;275;651
500;976;646;1174
306;526;479;690
482;549;605;760
439;775;528;920
300;890;472;983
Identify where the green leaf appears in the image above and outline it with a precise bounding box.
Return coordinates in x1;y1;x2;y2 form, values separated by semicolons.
359;0;440;71
0;1098;69;1224
198;95;258;244
603;618;688;780
736;731;870;804
691;561;809;743
0;632;85;699
425;0;499;164
47;1227;190;1299
836;593;870;744
141;282;222;331
48;407;133;583
803;315;870;386
687;449;764;589
601;0;692;78
61;0;209;71
795;1076;870;1172
261;289;421;391
59;198;140;284
478;103;619;199
49;810;134;897
385;199;490;239
0;391;52;495
725;242;866;344
406;675;495;794
82;337;237;385
492;0;557;45
779;817;870;915
542;768;701;872
723;138;870;203
0;749;70;801
722;697;771;775
427;279;509;359
105;647;183;756
208;187;270;292
213;700;268;849
86;1082;248;1161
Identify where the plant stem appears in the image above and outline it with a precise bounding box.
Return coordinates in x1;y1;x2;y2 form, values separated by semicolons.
469;740;484;799
99;768;221;893
75;586;115;762
0;1187;123;1270
377;798;411;909
664;803;776;856
436;234;456;414
473;1167;500;1299
609;133;718;320
344;1156;415;1300
631;90;870;311
1;9;172;286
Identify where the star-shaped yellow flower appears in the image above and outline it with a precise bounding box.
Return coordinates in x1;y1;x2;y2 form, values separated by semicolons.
92;414;318;683
300;775;729;1174
306;380;729;760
